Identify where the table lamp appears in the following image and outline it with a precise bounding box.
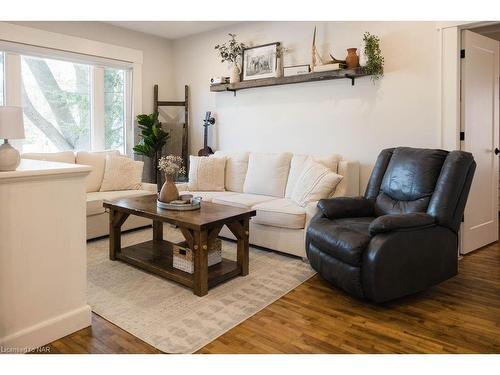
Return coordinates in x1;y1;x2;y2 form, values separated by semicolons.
0;106;25;171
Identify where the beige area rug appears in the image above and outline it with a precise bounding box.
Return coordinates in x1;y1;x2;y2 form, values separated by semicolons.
87;225;316;353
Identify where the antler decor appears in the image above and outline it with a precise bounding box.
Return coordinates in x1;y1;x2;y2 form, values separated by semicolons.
311;27;346;71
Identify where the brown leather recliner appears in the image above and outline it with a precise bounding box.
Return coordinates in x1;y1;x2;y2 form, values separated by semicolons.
306;147;476;303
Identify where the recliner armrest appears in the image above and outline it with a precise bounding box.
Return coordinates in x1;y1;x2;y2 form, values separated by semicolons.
369;213;435;236
317;197;374;219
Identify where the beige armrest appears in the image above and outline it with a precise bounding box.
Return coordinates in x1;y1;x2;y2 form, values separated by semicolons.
141;182;158;193
333;160;360;197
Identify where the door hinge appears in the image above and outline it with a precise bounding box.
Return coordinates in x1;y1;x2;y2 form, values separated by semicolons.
460;49;465;58
460;132;465;141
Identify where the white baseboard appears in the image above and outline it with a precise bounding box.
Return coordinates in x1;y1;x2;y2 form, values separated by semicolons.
0;305;91;353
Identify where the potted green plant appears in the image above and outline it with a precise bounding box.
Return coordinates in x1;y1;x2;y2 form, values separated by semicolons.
133;112;169;189
362;32;384;82
214;33;246;83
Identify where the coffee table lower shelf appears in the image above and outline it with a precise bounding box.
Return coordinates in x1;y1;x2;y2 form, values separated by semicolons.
117;239;241;290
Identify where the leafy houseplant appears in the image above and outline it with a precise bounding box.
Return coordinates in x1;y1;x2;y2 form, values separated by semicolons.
214;34;246;83
133;112;169;187
362;32;384;82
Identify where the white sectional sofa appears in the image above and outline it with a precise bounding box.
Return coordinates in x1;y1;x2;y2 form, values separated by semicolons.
177;151;359;258
22;150;156;239
22;149;359;257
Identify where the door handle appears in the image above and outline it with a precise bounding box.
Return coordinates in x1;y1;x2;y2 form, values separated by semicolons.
495;148;500;155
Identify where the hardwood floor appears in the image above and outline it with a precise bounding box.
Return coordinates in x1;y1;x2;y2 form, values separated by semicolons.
38;241;500;354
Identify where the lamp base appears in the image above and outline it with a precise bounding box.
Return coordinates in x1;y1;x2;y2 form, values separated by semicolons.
0;140;21;171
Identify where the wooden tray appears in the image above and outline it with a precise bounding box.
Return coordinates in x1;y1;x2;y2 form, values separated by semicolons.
156;199;201;211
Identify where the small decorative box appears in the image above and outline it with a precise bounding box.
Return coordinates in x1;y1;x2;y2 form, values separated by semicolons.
173;239;222;274
283;64;311;77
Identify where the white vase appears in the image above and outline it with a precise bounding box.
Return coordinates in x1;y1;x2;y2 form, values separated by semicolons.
276;57;283;78
230;64;240;84
359;41;368;67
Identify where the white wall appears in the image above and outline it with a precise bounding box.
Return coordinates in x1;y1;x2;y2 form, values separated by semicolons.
172;21;441;189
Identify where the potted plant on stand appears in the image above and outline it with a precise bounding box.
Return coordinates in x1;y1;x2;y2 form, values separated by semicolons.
133;112;169;191
214;33;246;83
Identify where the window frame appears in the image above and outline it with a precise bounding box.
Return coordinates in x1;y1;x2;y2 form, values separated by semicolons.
0;39;136;155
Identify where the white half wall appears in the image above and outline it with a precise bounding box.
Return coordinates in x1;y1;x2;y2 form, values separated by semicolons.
172;21;442;189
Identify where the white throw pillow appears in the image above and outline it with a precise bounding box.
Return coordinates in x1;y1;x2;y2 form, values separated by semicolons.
243;152;292;198
212;151;249;192
291;159;343;207
100;155;144;192
285;153;342;198
188;155;226;191
76;150;120;192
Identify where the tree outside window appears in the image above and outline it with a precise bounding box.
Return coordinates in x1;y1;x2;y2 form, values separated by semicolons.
19;54;127;153
104;68;126;153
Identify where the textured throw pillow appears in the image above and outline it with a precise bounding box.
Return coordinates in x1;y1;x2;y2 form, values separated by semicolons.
285;153;342;198
99;155;144;192
212;151;249;192
76;150;120;192
291;159;343;207
188;155;226;191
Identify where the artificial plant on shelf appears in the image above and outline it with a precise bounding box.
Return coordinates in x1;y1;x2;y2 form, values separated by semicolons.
214;33;246;83
362;32;384;82
133;112;169;189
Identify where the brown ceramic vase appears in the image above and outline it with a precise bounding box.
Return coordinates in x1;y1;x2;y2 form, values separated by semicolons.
346;48;359;69
158;174;179;203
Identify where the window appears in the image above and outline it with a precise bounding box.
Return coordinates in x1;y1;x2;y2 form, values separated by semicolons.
104;68;126;153
0;48;131;154
0;52;4;105
21;55;91;153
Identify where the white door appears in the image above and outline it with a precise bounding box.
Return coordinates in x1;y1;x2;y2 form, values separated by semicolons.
461;30;500;254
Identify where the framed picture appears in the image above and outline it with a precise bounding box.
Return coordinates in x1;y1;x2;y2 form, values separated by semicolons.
242;42;280;81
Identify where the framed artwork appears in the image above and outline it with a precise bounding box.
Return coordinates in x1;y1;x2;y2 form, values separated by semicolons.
242;42;280;81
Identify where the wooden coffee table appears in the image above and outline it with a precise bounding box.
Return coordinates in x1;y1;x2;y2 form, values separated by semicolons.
103;195;256;296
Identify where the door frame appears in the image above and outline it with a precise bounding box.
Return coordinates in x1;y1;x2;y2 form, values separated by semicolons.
439;21;500;253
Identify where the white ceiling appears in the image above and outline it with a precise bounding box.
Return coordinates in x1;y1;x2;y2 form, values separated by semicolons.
105;21;240;40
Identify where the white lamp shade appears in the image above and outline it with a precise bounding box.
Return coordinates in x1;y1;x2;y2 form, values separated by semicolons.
0;106;25;140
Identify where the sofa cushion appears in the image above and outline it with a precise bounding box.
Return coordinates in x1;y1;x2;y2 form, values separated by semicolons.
100;154;144;192
22;151;76;164
76;150;120;193
212;193;276;208
252;198;306;229
212;151;249;192
243;152;292;197
86;189;155;217
188;155;226;191
178;190;237;203
285;153;342;198
307;216;374;266
291;160;343;207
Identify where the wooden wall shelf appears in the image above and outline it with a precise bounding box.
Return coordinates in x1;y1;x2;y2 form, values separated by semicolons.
210;67;369;94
